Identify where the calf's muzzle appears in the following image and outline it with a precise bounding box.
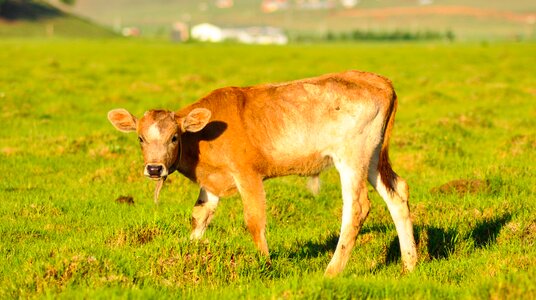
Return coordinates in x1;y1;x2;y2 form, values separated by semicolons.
145;164;166;178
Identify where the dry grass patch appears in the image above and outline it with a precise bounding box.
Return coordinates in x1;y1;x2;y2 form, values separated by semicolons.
431;179;490;195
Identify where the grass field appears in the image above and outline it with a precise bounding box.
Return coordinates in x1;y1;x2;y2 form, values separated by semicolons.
0;39;535;299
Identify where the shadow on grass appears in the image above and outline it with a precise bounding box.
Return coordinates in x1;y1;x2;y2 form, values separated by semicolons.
271;212;512;274
471;213;511;248
384;226;459;267
384;212;512;267
280;234;339;260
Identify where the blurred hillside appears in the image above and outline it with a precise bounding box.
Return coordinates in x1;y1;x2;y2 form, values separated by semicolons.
56;0;536;41
0;0;116;38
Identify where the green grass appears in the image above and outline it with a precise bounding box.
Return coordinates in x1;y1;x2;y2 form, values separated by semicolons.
0;39;535;299
0;16;117;38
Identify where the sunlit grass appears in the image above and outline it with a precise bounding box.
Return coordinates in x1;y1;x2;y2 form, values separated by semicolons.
0;39;535;299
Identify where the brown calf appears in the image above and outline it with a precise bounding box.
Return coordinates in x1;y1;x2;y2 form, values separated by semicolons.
108;71;417;276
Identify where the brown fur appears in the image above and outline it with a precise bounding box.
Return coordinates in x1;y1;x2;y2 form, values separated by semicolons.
108;70;417;276
378;91;398;193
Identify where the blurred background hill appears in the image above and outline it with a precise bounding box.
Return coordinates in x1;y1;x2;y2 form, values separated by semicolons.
0;0;116;37
62;0;536;41
1;0;535;41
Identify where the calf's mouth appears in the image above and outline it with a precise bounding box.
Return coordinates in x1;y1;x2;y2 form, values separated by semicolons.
143;163;176;204
144;163;169;180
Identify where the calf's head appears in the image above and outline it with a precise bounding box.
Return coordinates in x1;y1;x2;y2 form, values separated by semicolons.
108;108;211;180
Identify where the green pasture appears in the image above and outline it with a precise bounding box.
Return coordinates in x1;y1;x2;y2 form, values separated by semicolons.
0;39;535;299
0;16;116;38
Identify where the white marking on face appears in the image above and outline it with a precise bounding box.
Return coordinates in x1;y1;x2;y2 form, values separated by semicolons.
147;123;161;141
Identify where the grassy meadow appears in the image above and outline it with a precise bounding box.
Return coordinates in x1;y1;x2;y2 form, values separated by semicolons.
0;39;535;299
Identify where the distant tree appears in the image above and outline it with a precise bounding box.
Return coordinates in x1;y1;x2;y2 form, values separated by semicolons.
0;0;76;8
0;0;76;18
0;0;8;15
1;0;75;15
445;30;455;42
59;0;75;5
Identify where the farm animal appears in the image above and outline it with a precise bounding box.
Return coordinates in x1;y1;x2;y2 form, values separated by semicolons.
107;71;417;276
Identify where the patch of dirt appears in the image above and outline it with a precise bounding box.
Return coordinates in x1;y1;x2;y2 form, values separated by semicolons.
356;232;374;245
1;147;19;156
395;152;424;172
431;179;490;195
106;226;161;247
115;195;134;205
79;167;114;183
133;227;160;245
336;6;536;23
179;74;215;84
129;81;163;92
504;134;536;157
437;113;493;129
88;146;120;159
498;220;536;247
522;222;536;246
40;255;98;291
127;160;144;183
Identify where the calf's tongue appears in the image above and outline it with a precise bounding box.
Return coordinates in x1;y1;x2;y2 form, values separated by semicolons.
154;176;166;205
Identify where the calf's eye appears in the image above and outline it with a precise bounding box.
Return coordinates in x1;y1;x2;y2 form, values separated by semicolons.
171;135;178;143
138;136;144;143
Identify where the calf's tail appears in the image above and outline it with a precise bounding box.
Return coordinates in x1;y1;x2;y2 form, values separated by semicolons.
377;91;398;193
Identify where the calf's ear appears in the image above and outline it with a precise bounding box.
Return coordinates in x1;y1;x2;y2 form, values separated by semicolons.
180;108;212;133
108;109;137;132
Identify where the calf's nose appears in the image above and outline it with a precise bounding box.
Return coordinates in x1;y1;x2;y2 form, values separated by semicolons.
146;164;163;177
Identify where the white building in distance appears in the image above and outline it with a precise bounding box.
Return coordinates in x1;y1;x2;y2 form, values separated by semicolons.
191;23;224;42
191;23;288;45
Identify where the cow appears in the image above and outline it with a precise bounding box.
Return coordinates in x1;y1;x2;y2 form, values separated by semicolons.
107;70;417;276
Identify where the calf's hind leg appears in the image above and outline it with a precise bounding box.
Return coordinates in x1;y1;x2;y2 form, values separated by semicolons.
325;160;370;277
368;165;417;272
307;175;321;196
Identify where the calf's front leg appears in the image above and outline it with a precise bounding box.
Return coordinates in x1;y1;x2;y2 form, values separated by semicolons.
233;172;269;256
190;188;220;240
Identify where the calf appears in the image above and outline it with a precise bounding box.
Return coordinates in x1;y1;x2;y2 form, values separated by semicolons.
108;71;417;276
